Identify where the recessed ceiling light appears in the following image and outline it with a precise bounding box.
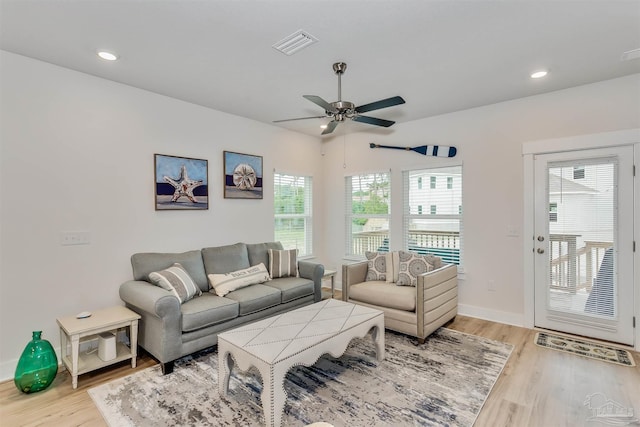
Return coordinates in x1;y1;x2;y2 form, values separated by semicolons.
530;70;548;79
97;51;118;61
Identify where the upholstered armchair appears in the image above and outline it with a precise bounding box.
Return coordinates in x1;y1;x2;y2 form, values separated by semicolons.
342;253;458;343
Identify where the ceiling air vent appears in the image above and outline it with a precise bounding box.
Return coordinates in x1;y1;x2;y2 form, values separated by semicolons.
272;30;318;56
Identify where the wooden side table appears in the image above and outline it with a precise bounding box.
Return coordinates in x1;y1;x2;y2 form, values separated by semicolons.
57;306;140;389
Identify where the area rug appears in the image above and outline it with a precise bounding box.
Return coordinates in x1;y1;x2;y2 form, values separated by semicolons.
535;332;635;367
89;328;513;427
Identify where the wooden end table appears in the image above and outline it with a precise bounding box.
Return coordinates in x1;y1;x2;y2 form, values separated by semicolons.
56;306;140;389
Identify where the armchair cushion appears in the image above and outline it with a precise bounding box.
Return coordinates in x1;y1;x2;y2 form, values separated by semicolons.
348;281;416;311
148;263;202;303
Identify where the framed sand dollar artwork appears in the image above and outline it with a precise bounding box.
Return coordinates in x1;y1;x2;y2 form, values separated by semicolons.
154;154;208;210
223;151;263;199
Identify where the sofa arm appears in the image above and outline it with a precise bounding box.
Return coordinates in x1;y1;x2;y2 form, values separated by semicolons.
119;280;181;318
298;260;325;302
119;280;184;364
341;261;368;301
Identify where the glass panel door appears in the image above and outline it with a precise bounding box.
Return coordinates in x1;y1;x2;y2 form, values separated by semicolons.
534;146;634;345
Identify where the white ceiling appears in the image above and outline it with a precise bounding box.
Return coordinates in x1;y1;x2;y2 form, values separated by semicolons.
1;0;639;138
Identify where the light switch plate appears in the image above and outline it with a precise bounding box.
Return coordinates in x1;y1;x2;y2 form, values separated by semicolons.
60;231;91;246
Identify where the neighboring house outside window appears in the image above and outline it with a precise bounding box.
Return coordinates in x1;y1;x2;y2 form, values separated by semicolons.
403;166;463;265
345;172;390;256
274;173;312;256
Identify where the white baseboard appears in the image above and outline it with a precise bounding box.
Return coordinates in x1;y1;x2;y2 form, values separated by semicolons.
457;303;525;327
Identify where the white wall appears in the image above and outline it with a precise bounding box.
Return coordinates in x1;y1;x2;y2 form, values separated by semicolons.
320;73;640;326
0;51;324;379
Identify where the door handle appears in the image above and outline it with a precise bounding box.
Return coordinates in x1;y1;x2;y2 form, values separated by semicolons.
537;248;545;254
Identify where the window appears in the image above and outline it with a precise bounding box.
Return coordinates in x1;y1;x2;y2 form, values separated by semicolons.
573;166;585;179
345;172;390;256
418;205;423;215
274;173;312;256
417;177;423;189
404;166;463;265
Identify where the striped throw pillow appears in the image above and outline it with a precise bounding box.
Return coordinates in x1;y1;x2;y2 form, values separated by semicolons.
268;249;298;279
208;263;271;297
148;263;202;303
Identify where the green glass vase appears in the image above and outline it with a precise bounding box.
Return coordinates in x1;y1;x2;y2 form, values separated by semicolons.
14;331;58;393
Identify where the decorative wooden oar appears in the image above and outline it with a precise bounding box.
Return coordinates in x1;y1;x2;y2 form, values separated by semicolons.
370;143;457;158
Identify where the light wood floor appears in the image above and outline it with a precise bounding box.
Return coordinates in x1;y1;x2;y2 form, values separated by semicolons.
1;309;639;426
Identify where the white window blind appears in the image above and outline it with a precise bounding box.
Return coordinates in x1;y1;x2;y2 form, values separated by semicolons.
548;159;616;318
403;166;462;265
274;173;312;256
345;172;390;256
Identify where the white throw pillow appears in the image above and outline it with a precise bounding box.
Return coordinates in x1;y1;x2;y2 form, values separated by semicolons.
268;249;298;278
208;263;270;297
148;263;202;303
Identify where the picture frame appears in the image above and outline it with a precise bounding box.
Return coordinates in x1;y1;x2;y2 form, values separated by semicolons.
223;151;263;199
154;154;208;210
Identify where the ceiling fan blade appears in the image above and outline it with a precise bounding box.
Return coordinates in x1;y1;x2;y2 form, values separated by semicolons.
303;95;338;113
321;121;339;135
273;115;327;123
352;115;395;127
355;96;405;113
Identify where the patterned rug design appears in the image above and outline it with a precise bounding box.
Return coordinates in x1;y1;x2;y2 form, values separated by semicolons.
535;332;635;367
89;328;513;427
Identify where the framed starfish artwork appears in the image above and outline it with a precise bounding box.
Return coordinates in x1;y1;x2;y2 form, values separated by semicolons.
223;151;263;199
154;154;208;210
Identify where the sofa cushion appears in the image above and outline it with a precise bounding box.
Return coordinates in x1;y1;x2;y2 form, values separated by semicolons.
349;281;416;311
131;250;208;292
148;263;202;303
365;251;390;282
263;277;314;303
202;243;250;274
247;242;284;270
269;248;298;278
397;251;435;287
180;293;239;332
208;263;270;297
223;284;281;315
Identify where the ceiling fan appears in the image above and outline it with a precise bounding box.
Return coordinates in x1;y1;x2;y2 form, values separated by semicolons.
274;62;405;135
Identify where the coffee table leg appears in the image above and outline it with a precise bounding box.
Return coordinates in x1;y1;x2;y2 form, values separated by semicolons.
258;363;288;427
372;318;385;361
218;348;234;396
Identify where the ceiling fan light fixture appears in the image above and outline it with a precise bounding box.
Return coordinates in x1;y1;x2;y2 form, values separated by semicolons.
530;70;548;79
272;30;318;56
97;50;118;61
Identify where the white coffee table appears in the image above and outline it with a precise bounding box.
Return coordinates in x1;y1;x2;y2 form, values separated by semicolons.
218;299;384;427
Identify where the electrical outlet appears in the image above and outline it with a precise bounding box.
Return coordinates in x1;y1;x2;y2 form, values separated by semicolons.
60;231;91;246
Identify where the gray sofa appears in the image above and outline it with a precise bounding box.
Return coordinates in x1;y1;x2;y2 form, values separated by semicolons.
119;242;324;374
